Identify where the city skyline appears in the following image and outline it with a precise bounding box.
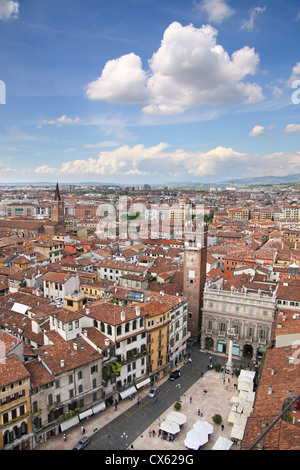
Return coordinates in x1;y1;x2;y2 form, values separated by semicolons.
0;0;300;184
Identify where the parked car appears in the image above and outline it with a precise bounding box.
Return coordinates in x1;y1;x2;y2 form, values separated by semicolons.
169;370;181;381
73;436;90;450
148;386;159;398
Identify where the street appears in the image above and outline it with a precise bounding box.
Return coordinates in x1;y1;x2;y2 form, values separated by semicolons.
87;347;238;450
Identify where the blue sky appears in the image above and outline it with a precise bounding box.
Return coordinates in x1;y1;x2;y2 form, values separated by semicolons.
0;0;300;185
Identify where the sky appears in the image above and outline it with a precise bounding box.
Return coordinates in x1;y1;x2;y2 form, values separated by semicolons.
0;0;300;185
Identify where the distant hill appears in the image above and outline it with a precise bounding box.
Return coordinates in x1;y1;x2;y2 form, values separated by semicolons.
217;174;300;186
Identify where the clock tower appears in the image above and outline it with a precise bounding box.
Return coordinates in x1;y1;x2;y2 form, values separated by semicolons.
183;223;208;338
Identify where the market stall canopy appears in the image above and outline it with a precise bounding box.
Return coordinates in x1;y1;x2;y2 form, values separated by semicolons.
166;411;186;426
212;436;233;450
230;423;246;441
193;420;213;435
184;429;208;450
238;370;255;392
159;420;180;435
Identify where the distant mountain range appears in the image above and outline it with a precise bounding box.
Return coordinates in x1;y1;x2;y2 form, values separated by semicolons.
1;174;299;187
217;174;300;186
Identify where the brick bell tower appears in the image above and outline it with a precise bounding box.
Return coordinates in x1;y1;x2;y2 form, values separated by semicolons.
183;223;208;339
51;183;65;225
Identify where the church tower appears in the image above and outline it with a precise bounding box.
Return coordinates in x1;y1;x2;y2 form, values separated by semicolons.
183;223;208;338
51;183;65;225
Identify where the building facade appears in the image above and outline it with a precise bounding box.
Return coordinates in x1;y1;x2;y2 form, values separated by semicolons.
201;285;277;362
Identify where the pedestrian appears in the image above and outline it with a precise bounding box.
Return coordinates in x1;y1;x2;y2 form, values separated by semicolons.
200;409;203;417
198;409;200;416
149;429;152;437
190;396;192;403
81;425;85;435
152;429;155;437
221;424;224;431
188;357;192;363
63;433;67;441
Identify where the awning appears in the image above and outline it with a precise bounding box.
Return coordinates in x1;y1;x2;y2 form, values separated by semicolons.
184;429;208;450
159;420;180;435
230;423;245;441
166;411;186;426
60;415;79;432
136;378;151;389
193;420;213;434
92;402;106;414
79;408;93;420
119;385;137;399
212;436;233;450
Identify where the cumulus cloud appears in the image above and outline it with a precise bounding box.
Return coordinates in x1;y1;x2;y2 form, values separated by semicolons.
249;125;273;137
86;53;149;103
86;22;263;115
240;6;267;31
33;143;300;181
287;61;300;87
285;124;300;133
0;0;18;20
196;0;234;23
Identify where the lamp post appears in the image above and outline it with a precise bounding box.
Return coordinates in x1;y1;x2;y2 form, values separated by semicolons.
225;328;236;374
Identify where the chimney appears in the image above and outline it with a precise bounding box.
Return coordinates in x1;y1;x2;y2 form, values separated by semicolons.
121;310;125;321
105;338;110;347
135;305;140;316
61;359;65;367
268;386;273;395
73;341;77;350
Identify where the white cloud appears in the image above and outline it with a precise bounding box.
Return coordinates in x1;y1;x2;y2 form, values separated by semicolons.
40;115;82;127
34;165;58;174
196;0;234;23
86;53;149;103
287;61;300;87
32;143;300;181
249;125;273;137
240;6;267;31
285;124;300;133
86;23;263;115
0;0;19;20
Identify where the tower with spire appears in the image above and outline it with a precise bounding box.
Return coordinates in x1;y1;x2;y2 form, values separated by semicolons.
51;182;65;226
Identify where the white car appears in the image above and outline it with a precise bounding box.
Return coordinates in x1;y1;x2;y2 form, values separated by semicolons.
148;386;159;398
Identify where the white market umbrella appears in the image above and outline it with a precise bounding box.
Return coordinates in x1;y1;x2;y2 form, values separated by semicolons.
212;436;233;450
160;420;180;435
193;420;213;434
166;411;187;426
184;429;208;450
